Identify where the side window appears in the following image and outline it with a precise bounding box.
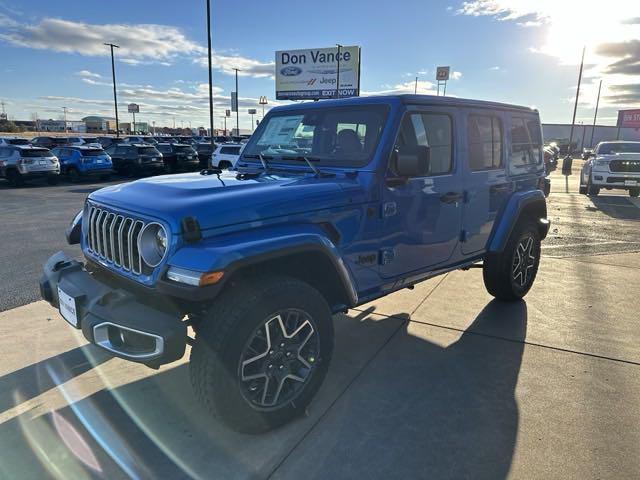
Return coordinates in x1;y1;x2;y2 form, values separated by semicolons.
395;112;452;176
114;146;127;155
509;116;543;173
468;114;503;170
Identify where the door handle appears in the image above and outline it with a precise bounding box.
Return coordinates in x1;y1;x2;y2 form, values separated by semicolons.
440;191;463;204
490;184;510;193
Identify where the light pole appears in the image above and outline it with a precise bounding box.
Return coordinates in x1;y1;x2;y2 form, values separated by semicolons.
233;68;240;135
104;43;120;137
590;80;602;147
152;121;156;136
414;76;418;94
567;46;585;159
62;107;68;132
206;0;215;150
335;44;343;99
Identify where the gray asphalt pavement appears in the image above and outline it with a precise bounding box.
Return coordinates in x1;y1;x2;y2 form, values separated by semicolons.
0;179;119;312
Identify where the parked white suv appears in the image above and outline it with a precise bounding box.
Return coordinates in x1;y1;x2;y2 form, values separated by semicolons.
211;143;244;169
580;141;640;197
0;145;60;186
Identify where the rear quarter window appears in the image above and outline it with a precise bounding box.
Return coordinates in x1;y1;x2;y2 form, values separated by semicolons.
508;115;542;175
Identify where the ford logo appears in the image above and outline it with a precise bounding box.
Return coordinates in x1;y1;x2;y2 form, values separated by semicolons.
280;66;302;76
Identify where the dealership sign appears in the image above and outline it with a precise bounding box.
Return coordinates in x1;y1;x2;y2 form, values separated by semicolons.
617;109;640;129
127;103;139;113
275;46;361;100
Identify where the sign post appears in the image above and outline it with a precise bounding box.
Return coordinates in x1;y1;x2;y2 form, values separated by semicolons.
436;67;450;96
127;103;139;134
248;108;257;132
259;96;268;119
225;109;230;136
275;46;361;100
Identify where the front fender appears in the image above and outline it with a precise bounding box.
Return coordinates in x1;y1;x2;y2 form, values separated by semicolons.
487;190;548;253
166;223;358;306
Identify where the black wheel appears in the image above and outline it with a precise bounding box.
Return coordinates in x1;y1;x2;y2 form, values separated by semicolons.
6;170;24;187
587;177;599;196
46;175;59;185
629;187;640;198
190;275;334;433
99;173;111;181
123;164;136;178
165;161;176;174
219;161;231;170
483;220;541;301
67;167;80;183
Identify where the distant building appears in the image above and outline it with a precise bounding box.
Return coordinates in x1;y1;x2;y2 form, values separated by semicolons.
82;115;117;133
39;119;86;133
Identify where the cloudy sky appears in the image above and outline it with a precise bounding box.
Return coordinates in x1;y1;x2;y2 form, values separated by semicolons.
0;0;638;130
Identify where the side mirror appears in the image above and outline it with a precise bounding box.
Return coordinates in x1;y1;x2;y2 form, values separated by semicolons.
393;145;430;177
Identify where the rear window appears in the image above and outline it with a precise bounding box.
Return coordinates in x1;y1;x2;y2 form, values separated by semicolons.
81;149;105;156
21;148;53;157
157;145;172;153
220;146;241;155
138;147;158;155
197;144;213;153
174;145;194;153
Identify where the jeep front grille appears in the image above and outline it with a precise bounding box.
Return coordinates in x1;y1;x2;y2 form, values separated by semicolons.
87;205;146;274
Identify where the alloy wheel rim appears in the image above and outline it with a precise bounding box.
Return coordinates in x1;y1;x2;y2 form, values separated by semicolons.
238;309;319;410
512;236;536;288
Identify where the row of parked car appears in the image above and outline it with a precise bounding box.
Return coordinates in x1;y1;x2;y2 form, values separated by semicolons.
0;135;245;187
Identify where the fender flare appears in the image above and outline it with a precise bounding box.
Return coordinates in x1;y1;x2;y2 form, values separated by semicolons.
164;224;358;307
487;190;548;253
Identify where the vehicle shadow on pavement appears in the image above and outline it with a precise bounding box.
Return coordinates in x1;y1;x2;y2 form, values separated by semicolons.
0;301;526;480
587;196;640;221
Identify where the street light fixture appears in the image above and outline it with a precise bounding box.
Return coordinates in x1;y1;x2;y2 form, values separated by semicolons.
206;0;215;149
104;42;120;137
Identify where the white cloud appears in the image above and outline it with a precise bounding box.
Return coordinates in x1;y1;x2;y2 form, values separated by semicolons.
0;17;205;60
195;53;275;78
75;70;102;78
456;0;640;103
450;70;463;80
362;80;437;96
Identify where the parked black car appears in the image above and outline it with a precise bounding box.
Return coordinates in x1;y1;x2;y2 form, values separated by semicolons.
31;137;69;149
194;142;215;168
98;137;126;149
155;143;199;173
104;143;164;177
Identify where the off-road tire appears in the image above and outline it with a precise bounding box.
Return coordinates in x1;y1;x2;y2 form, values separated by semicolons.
67;167;80;183
190;275;334;433
629;187;640;198
587;178;599;196
483;220;541;301
578;185;587;195
219;160;232;170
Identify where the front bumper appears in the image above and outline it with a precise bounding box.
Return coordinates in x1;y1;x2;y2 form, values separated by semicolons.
39;251;186;368
591;171;640;188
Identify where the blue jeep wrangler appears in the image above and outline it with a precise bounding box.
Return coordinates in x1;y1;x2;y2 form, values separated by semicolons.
40;95;549;433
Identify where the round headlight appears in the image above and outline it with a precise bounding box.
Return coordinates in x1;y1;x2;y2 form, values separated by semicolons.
138;223;168;268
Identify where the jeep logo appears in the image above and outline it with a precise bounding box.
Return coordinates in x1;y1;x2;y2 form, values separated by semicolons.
280;66;302;77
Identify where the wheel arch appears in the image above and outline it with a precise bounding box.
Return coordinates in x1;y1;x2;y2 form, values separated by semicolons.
487;190;549;253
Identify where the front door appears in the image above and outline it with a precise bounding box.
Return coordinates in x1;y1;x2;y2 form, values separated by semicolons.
380;108;463;279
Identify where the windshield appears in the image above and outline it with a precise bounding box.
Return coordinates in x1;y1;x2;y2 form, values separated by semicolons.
243;105;388;167
597;142;640;154
21;148;53;157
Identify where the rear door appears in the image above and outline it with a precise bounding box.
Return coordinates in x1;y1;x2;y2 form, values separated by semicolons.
461;110;511;254
379;106;463;278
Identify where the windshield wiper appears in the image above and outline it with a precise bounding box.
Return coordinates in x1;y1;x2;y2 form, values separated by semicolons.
281;156;333;177
242;153;272;172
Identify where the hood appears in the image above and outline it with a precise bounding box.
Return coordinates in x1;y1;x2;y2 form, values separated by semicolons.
88;170;363;233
